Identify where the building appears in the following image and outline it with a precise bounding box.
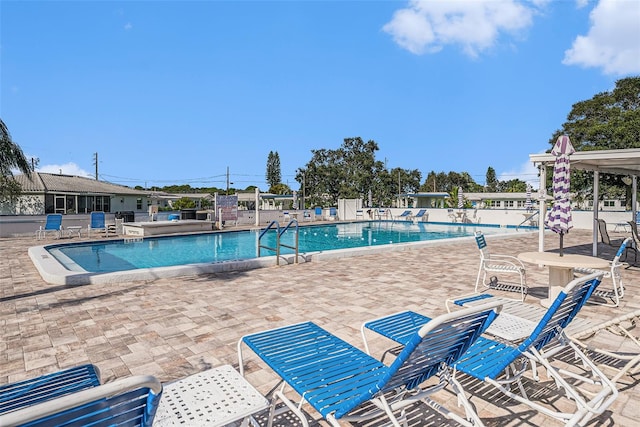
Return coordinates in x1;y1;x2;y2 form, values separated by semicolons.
2;172;149;215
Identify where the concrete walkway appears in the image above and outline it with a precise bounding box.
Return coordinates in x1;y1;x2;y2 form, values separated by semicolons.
1;227;639;425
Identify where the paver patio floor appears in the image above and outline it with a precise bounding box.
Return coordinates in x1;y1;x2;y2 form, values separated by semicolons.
1;227;639;425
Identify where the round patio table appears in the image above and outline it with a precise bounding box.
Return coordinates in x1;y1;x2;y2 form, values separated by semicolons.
518;252;609;308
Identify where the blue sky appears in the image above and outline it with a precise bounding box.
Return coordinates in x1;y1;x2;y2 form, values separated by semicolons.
2;0;639;191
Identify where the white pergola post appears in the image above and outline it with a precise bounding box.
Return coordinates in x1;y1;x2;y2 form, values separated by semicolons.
593;171;600;256
255;187;260;226
633;175;638;223
538;164;546;252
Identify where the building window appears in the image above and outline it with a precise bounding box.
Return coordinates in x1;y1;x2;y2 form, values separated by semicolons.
137;198;142;210
603;200;615;208
103;196;111;212
45;194;55;214
504;200;514;208
488;200;501;208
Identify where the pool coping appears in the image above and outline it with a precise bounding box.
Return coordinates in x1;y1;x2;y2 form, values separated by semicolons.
28;228;529;286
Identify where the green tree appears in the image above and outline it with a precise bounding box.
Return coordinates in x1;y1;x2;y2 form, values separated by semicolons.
498;179;527;192
171;197;196;210
1;119;32;204
266;151;281;189
485;167;498;192
297;137;421;207
270;183;291;195
550;76;640;202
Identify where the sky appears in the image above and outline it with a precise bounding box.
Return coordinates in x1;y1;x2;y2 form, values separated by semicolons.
2;0;639;192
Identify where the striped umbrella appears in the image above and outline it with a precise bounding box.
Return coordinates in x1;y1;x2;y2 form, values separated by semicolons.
525;184;533;212
546;135;575;256
457;186;464;209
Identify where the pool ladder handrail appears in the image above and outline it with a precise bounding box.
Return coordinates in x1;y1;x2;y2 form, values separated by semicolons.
258;219;300;265
516;210;540;230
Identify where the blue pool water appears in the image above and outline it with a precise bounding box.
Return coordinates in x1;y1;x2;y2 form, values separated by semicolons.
47;221;518;273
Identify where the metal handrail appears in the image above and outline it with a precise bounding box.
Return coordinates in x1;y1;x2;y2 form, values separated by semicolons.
516;210;540;230
279;219;299;264
258;221;280;260
257;219;299;265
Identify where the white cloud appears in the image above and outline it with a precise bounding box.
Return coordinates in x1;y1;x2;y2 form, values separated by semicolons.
563;0;640;75
124;22;133;31
38;162;94;178
498;158;542;189
383;0;537;57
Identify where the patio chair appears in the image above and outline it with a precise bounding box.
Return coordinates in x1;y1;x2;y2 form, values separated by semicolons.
573;237;631;307
0;374;162;426
409;209;428;222
627;220;640;263
596;218;622;248
395;210;412;220
366;272;617;427
0;364;101;417
88;211;109;237
474;231;528;300
566;309;640;385
35;213;62;239
448;285;640;387
238;301;503;427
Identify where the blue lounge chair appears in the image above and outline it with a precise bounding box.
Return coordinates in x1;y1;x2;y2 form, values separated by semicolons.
0;374;162;426
395;210;411;220
238;301;502;427
411;209;427;221
88;211;109;237
364;273;618;427
35;213;62;239
0;364;100;416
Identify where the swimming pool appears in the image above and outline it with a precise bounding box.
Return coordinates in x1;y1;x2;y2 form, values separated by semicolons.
31;221;525;285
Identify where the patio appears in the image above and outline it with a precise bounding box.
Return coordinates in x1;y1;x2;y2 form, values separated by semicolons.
1;228;639;425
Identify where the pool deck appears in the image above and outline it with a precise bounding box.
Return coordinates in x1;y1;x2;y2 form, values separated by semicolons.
1;226;640;426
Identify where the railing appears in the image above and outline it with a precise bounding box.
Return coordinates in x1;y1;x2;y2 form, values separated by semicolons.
516;210;540;230
279;219;299;264
257;220;299;266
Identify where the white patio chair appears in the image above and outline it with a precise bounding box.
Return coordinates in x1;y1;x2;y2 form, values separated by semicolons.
474;231;528;300
573;237;631;307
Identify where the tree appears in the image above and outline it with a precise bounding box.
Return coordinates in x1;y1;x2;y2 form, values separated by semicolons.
1;119;32;204
297;137;421;207
485;167;498;192
550;76;640;200
171;197;196;210
498;179;527;193
266;151;281;189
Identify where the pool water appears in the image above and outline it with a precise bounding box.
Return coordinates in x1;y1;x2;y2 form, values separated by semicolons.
47;221;517;273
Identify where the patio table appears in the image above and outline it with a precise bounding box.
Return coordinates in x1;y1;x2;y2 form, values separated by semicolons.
518;251;609;308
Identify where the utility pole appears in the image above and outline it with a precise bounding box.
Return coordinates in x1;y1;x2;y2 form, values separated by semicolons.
226;166;230;195
93;152;98;180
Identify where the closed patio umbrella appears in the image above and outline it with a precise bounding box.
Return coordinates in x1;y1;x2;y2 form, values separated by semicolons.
458;186;464;209
525;184;533;212
546;135;575;256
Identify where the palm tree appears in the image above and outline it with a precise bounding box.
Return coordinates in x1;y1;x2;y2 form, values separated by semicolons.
1;118;32;202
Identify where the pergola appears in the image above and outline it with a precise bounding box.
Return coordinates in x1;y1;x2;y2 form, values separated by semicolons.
529;148;640;256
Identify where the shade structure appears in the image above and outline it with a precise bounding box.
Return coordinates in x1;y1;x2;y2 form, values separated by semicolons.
525;184;533;211
546;135;575;256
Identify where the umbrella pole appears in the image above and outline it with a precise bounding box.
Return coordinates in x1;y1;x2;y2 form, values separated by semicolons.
559;232;564;257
